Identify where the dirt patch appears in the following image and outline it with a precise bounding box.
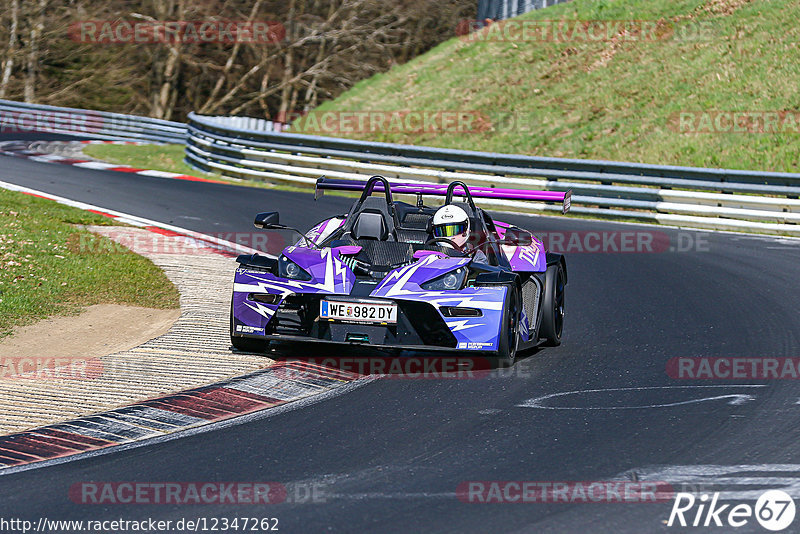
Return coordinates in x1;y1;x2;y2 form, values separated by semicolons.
0;304;179;359
675;0;754;20
701;0;753;16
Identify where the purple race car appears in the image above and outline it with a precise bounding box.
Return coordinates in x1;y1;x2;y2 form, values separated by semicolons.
230;176;570;366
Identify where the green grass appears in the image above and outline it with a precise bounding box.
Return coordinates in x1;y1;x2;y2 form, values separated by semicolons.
83;143;203;177
0;189;180;338
82;143;363;198
290;0;800;173
83;143;316;192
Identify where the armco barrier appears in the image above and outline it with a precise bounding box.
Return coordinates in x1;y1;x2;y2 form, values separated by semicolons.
478;0;572;22
0;99;186;143
185;112;800;235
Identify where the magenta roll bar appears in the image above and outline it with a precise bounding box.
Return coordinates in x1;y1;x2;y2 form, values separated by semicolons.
315;177;572;214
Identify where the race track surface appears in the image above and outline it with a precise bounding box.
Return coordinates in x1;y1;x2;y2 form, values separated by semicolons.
2;135;800;533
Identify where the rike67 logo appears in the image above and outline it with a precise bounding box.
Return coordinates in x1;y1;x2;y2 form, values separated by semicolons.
668;490;796;531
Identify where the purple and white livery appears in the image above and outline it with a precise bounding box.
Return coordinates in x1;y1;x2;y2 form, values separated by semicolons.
231;176;569;366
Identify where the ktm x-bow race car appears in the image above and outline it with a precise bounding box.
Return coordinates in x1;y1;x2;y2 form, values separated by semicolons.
230;176;570;366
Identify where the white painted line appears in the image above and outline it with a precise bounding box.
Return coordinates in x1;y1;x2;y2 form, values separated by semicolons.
517;385;767;410
28;154;64;162
112;217;148;227
72;161;120;170
136;169;184;178
0;179;262;256
615;464;800;500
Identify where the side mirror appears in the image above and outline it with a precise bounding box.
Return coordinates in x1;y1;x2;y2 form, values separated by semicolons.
254;212;282;229
502;228;533;246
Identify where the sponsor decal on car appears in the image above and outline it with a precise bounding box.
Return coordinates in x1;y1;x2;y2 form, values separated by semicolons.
236;325;265;335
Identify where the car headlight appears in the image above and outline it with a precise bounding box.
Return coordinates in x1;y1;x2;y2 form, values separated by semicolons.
421;267;467;291
278;255;312;281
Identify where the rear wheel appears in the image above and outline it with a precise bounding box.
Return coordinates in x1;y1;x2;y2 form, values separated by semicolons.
496;285;521;367
540;262;566;346
230;302;267;353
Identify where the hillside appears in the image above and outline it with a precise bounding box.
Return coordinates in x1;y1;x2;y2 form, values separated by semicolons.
294;0;800;172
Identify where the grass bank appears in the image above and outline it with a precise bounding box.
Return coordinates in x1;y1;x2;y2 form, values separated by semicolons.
83;143;200;177
293;0;800;173
0;188;179;338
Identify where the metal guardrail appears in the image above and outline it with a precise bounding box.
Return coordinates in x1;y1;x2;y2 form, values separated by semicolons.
186;112;800;235
0;99;186;143
478;0;572;22
197;115;287;133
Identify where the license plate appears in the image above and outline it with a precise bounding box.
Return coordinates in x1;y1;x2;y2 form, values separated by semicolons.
320;300;397;324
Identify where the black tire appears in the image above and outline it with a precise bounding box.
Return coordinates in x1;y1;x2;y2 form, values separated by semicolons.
496;285;521;367
540;262;566;346
230;302;267;353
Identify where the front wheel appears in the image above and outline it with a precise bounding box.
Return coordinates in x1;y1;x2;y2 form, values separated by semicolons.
496;285;521;367
540;262;566;346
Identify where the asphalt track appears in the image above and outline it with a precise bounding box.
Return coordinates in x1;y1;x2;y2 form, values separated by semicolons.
2;134;800;533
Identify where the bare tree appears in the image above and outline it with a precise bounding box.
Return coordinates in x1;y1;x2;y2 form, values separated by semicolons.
201;0;422;117
0;0;19;99
0;0;475;118
23;0;46;102
197;0;265;115
143;0;186;120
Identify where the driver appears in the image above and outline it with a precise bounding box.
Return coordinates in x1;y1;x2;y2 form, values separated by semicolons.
431;205;488;263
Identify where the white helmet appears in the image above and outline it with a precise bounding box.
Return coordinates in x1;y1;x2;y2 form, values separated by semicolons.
432;205;470;249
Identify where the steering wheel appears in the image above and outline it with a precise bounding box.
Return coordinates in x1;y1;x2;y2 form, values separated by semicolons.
425;237;461;249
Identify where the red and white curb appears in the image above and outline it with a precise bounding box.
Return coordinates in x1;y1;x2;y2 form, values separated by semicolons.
0;176;366;473
0;139;227;185
79;140;150;145
0;361;361;472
